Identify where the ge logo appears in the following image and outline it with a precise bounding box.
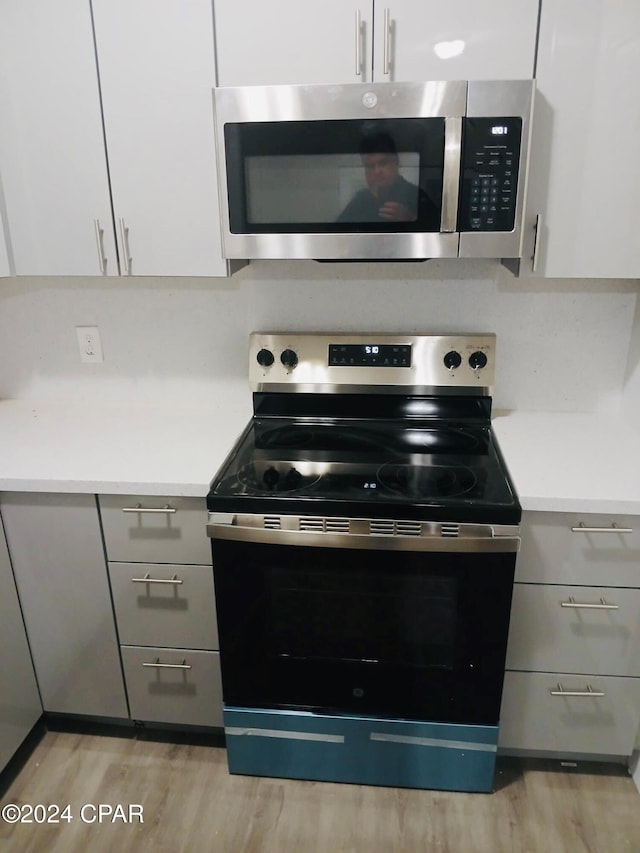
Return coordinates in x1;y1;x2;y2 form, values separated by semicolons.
352;687;364;698
362;92;378;109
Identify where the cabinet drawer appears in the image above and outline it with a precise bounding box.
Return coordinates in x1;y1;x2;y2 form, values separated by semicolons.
109;562;217;650
506;584;640;676
99;495;211;565
516;511;640;586
121;646;223;728
499;671;640;756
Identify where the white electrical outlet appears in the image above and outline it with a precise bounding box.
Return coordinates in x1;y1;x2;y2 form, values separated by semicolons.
76;326;103;363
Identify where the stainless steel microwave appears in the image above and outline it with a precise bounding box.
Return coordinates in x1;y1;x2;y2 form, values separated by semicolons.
212;80;535;262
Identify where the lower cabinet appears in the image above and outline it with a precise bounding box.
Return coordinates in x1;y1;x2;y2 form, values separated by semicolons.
0;514;41;772
500;511;640;758
0;491;222;731
99;494;222;729
0;493;128;719
500;672;640;756
121;647;222;728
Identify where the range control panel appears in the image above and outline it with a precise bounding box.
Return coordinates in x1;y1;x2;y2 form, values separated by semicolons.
250;333;496;392
458;117;522;233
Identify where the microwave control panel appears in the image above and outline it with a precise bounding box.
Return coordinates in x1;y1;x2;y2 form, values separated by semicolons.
458;117;522;233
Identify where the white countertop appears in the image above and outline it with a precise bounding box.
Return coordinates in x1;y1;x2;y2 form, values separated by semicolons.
0;387;251;497
492;410;640;514
0;393;639;514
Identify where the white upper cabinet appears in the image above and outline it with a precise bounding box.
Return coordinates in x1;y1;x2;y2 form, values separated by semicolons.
372;1;539;82
213;0;539;86
524;1;640;278
0;0;118;276
92;0;228;277
215;0;371;86
0;0;232;277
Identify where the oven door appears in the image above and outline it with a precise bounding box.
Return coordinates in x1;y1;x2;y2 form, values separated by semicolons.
213;81;465;260
210;521;518;726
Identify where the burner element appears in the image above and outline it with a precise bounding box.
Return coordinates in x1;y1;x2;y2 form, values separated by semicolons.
378;463;477;499
238;463;322;494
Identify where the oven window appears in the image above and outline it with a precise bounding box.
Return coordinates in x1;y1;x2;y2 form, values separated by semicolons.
271;568;456;669
224;119;444;234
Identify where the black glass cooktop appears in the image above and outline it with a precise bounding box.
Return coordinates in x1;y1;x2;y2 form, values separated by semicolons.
208;402;520;524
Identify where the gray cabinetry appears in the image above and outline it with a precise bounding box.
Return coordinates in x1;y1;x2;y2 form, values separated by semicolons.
99;494;222;728
0;493;128;718
499;511;640;758
0;514;41;772
99;494;211;565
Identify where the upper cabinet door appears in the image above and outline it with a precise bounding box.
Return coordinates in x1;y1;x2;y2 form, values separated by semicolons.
525;1;640;278
372;1;539;82
0;0;118;276
214;0;373;86
92;0;229;277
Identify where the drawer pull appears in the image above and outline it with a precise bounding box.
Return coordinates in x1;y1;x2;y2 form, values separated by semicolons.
560;596;619;611
570;522;632;533
142;658;191;670
131;573;183;585
122;504;177;514
550;683;605;698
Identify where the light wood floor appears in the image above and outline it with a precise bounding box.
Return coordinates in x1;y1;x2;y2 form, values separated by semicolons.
1;729;639;853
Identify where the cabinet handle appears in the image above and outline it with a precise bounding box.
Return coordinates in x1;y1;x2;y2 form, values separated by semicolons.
131;572;183;585
570;522;633;534
118;217;132;275
355;9;362;76
121;504;177;514
531;213;541;272
383;8;392;76
94;219;107;274
560;596;619;611
142;658;191;670
550;683;605;698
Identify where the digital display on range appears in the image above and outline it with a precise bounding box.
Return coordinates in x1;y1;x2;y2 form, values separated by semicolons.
329;344;412;367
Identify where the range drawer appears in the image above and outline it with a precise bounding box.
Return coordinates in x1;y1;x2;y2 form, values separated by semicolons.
99;495;211;565
515;512;640;587
506;584;640;676
109;562;218;650
121;646;223;728
499;671;640;756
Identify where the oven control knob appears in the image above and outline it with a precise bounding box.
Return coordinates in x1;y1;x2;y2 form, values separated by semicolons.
443;350;462;370
469;351;488;370
280;349;298;369
256;348;275;368
263;467;280;489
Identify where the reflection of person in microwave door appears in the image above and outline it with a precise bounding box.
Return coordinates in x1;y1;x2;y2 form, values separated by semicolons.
336;132;438;225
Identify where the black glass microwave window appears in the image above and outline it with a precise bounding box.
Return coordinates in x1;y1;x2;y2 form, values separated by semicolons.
457;117;522;233
224;119;445;234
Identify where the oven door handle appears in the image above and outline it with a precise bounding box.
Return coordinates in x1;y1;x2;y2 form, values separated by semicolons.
207;520;520;553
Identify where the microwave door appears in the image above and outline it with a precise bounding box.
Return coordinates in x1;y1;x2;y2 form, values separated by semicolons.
213;82;467;260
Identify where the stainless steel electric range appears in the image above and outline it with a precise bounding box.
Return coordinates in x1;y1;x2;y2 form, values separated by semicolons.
207;333;520;793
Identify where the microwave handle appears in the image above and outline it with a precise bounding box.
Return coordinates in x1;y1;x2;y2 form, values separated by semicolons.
440;117;462;233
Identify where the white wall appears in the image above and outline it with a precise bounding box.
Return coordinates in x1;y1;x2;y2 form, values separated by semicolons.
242;260;636;413
0;275;248;403
0;262;636;413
